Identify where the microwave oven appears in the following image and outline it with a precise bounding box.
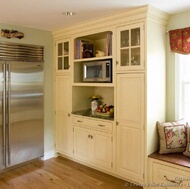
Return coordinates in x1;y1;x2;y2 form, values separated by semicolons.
83;59;112;82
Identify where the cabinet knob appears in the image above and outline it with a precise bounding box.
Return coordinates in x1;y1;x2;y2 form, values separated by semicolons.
91;135;93;139
116;121;119;126
68;113;70;117
88;134;91;138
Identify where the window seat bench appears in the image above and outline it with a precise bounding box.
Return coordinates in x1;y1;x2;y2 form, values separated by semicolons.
148;151;190;168
148;151;190;188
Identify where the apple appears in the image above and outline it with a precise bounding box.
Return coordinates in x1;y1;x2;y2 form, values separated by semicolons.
105;107;110;112
110;108;114;113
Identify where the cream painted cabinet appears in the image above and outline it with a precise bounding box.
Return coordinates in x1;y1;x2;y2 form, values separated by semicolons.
92;130;113;170
149;158;190;189
55;39;70;73
73;126;91;161
116;73;145;183
117;22;144;71
73;117;113;171
55;75;73;156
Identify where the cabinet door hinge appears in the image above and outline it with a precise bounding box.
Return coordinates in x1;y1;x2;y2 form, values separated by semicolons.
143;173;145;179
111;136;113;142
73;149;74;154
111;162;113;168
55;111;56;115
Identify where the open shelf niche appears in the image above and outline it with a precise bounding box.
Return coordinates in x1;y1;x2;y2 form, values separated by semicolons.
72;86;114;112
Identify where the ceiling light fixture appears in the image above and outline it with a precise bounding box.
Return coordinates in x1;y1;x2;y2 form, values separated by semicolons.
63;12;76;16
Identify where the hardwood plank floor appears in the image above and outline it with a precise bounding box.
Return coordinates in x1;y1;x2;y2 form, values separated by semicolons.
0;156;143;189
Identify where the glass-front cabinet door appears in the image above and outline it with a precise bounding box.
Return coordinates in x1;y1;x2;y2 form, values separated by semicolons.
117;23;144;71
56;39;70;72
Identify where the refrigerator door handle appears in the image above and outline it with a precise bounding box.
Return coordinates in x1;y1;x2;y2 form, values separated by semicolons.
2;64;6;167
7;64;11;165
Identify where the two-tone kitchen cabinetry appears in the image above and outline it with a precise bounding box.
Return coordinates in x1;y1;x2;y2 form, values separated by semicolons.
73;116;113;171
54;39;73;156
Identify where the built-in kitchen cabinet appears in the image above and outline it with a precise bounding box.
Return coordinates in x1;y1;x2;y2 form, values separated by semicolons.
53;5;168;187
149;158;190;189
116;73;145;182
55;39;70;73
73;116;113;171
116;23;144;71
54;38;73;156
73;31;114;86
55;74;73;156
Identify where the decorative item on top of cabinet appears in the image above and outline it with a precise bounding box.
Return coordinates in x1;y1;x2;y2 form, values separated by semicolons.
116;22;144;71
55;38;70;72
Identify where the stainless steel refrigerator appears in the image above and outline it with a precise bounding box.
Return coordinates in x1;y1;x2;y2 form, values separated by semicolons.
0;43;44;172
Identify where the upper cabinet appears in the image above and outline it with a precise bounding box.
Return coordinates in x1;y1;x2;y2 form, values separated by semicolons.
116;23;144;71
55;38;70;73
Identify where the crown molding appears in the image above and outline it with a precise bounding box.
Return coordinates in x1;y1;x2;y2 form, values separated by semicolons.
52;5;169;40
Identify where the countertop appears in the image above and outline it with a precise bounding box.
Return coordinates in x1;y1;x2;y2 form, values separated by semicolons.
72;109;114;121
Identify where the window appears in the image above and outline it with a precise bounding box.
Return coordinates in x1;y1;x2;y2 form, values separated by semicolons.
175;54;190;122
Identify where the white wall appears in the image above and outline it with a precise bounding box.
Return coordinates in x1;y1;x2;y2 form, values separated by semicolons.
166;11;190;121
146;17;167;154
0;23;54;158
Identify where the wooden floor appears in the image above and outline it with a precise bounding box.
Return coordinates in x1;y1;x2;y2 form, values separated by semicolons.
0;156;143;189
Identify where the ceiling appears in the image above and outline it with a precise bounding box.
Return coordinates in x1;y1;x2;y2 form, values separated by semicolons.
0;0;190;32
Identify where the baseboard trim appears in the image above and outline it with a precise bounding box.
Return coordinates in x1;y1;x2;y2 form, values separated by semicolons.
41;150;55;160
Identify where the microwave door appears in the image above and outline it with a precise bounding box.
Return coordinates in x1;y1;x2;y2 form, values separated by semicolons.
84;64;103;81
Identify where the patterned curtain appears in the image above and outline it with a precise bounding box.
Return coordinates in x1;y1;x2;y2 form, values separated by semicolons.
169;27;190;54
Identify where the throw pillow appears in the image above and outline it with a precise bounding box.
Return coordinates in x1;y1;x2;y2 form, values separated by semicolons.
157;120;187;154
183;126;190;157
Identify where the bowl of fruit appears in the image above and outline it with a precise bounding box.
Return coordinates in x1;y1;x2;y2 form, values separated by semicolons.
96;104;114;118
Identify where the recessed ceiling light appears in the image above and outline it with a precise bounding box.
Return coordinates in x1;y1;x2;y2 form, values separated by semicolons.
63;12;76;16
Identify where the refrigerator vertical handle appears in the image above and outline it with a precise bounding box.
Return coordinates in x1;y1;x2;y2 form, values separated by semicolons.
2;64;6;167
7;64;11;165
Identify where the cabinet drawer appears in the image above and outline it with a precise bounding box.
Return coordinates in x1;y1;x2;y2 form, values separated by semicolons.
152;162;190;189
73;116;113;131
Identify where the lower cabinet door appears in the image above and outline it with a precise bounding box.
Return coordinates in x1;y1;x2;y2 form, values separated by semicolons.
73;127;91;161
92;131;113;170
55;113;72;155
74;126;113;170
116;125;144;182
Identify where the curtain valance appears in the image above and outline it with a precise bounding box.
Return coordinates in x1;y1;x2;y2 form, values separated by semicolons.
169;27;190;54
